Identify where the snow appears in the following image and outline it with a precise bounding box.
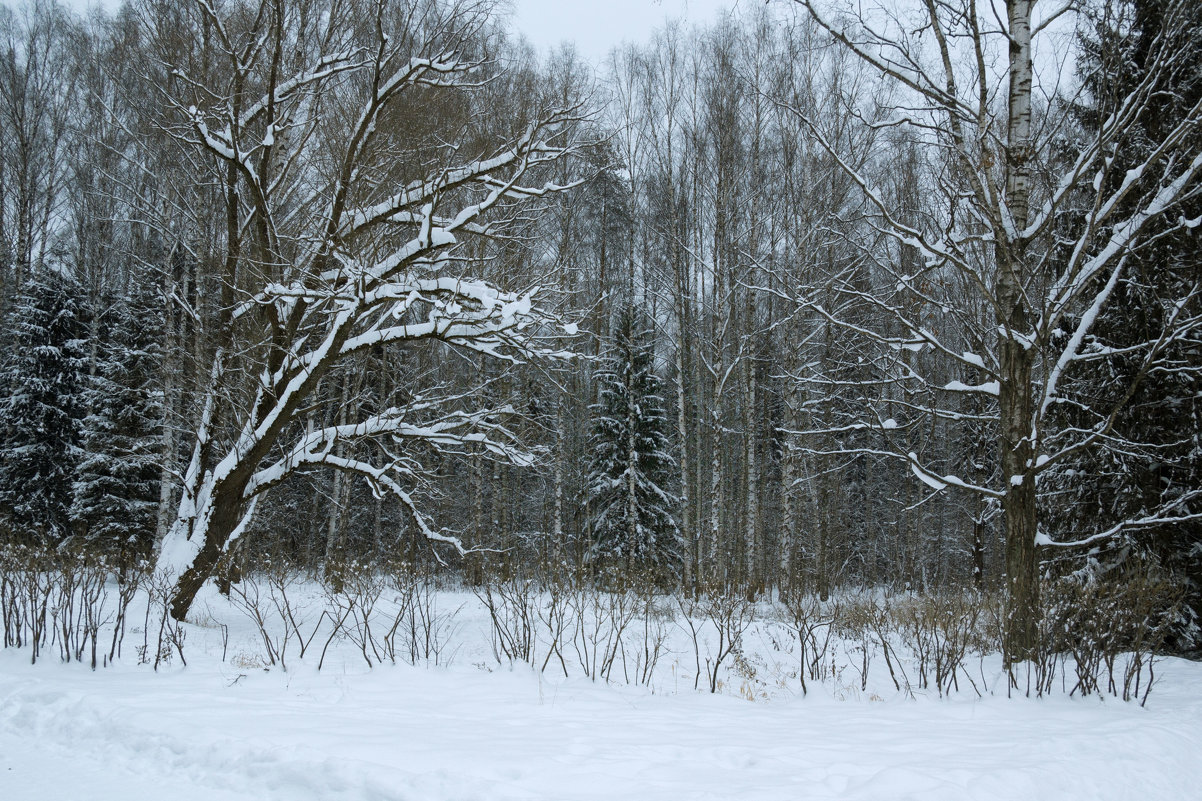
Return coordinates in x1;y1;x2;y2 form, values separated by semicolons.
943;379;1001;396
960;351;985;368
4;583;1197;801
909;454;947;491
6;660;1197;801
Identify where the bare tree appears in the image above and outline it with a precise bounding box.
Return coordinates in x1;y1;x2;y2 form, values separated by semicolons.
0;0;76;307
151;0;584;619
785;0;1202;661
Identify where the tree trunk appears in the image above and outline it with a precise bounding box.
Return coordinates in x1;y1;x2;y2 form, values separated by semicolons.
779;426;797;601
999;0;1039;664
323;372;353;587
972;507;987;591
816;455;831;602
166;472;254;620
743;354;760;597
626;363;639;574
552;399;565;571
709;407;723;586
155;252;180;546
675;324;693;592
999;336;1039;662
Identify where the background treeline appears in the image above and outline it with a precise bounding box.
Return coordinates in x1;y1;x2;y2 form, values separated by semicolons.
0;0;1197;647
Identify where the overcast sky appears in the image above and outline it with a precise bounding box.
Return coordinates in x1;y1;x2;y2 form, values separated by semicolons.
509;0;736;63
65;1;739;65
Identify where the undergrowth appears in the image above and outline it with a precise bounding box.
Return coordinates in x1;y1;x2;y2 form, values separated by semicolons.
0;544;1181;705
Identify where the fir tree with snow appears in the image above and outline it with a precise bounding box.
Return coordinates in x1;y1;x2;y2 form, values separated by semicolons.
0;269;88;543
71;273;163;558
586;305;681;582
1042;0;1202;644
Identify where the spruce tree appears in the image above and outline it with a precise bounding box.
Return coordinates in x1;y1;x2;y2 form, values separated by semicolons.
1045;0;1202;644
0;269;88;543
586;305;680;582
71;274;163;558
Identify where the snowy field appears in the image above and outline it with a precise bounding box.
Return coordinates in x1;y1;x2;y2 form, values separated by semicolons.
2;580;1201;801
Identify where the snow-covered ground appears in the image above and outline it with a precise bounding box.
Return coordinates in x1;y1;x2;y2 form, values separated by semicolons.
2;581;1200;801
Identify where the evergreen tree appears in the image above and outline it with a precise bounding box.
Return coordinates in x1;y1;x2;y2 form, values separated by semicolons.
586;305;681;581
1045;0;1202;644
0;269;87;543
71;273;163;558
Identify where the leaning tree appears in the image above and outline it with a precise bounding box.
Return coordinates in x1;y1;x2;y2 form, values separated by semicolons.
146;0;584;619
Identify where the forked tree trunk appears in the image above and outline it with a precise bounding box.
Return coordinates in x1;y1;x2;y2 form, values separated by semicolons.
149;7;579;623
166;473;255;620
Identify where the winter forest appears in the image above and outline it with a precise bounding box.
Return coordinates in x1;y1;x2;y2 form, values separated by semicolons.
3;0;1202;794
2;0;1202;723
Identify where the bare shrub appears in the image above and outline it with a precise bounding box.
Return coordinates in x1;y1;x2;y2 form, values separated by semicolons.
890;592;985;697
475;575;539;665
266;565;327;663
317;582;355;671
628;586;673;687
536;575;574;676
837;596;890;694
780;593;838;695
1;546;56;662
49;551;111;667
859;598;908;695
383;563;461;667
1;546;143;668
1040;571;1181;705
107;561;143;664
380;566;417;665
599;590;640;683
141;569;187;670
675;594;706;690
327;564;386;668
570;584;640;682
227;570;282;667
570;584;613;680
677;588;754;694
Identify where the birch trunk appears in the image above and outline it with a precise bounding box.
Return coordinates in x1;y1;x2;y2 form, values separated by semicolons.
999;0;1039;663
675;335;693;590
743;355;760;596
